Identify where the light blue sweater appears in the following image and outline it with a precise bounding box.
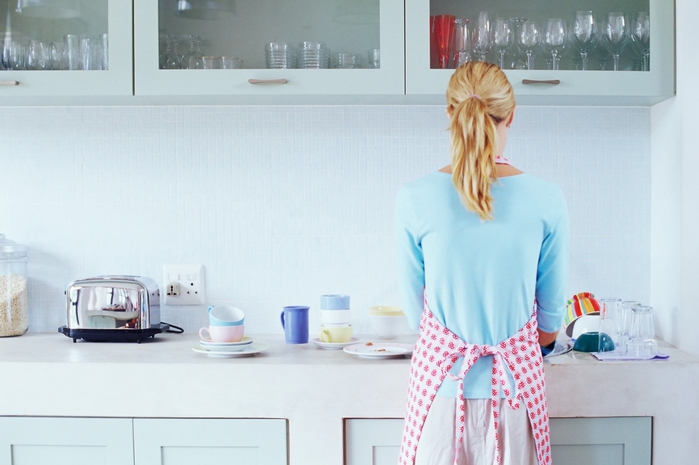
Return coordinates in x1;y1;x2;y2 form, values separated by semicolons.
395;171;569;398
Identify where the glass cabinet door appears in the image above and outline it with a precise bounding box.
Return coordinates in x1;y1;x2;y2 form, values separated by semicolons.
406;0;674;105
134;0;404;98
0;0;132;97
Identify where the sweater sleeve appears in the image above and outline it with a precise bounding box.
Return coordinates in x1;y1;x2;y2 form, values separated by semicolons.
394;186;425;331
535;188;570;333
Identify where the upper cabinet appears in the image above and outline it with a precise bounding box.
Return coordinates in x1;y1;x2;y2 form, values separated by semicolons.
0;0;132;100
0;0;675;105
406;0;674;105
133;0;405;101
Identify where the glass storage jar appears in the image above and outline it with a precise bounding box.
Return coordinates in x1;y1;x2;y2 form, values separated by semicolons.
0;233;28;337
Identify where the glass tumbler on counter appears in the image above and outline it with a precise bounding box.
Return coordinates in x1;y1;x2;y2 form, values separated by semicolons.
627;305;658;357
598;298;623;354
0;234;28;337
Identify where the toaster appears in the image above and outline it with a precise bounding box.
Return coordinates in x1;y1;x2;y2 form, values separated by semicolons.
59;275;169;343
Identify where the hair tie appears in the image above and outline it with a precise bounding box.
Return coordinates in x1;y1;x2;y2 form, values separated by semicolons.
469;94;481;100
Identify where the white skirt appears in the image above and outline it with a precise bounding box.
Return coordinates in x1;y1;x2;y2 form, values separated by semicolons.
414;396;539;465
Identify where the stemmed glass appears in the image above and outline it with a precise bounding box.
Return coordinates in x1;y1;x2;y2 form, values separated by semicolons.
433;14;456;69
491;17;513;69
571;11;599;71
471;12;491;62
602;12;629;71
542;18;567;70
183;35;204;70
518;19;540;70
451;18;471;68
630;11;650;71
162;35;181;69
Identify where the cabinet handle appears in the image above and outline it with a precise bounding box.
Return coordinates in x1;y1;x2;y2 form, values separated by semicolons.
521;79;560;85
248;78;288;84
0;80;19;86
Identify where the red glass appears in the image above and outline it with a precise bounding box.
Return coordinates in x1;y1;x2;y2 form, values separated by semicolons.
432;14;455;69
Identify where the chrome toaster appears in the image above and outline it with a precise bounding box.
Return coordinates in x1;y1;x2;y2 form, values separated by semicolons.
59;275;169;343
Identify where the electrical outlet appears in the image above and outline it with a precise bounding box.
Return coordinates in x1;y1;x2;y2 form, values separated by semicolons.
162;264;206;305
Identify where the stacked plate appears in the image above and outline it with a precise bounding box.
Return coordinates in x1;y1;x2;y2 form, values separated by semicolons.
298;42;330;69
199;336;253;352
265;42;296;69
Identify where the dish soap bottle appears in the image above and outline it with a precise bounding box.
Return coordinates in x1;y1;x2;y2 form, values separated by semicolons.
0;233;28;337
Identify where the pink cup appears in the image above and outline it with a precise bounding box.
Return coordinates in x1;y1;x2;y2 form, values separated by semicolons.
199;325;244;342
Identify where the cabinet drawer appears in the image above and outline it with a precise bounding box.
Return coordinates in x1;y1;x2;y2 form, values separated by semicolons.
133;418;288;465
0;416;134;465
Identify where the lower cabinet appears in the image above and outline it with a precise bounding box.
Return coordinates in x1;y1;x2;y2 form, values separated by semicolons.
0;417;288;465
344;417;651;465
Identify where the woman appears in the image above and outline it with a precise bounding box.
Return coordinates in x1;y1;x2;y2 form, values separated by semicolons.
394;62;569;465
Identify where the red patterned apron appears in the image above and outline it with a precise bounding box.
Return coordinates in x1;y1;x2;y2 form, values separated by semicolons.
399;300;552;465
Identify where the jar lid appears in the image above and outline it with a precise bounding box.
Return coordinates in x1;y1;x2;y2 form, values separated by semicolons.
0;233;28;258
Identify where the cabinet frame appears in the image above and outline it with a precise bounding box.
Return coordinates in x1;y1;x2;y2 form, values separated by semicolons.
405;0;675;105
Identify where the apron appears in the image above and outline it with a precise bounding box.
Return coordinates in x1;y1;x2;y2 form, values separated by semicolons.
399;299;552;465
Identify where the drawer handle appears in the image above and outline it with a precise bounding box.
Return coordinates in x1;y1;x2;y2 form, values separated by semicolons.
522;79;560;85
0;80;19;86
248;78;288;84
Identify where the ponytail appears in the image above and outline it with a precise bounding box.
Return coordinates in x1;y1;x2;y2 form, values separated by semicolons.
446;63;515;221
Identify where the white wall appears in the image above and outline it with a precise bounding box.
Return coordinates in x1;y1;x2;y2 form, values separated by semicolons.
0;105;651;336
649;0;699;358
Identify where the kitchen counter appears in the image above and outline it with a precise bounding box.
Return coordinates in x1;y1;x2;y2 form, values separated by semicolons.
1;332;698;464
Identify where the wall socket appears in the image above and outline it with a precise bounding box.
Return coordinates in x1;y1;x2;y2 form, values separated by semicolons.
163;264;206;305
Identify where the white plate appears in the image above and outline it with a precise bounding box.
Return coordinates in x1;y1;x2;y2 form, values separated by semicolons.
343;342;413;359
312;337;360;350
192;342;268;358
199;336;253;352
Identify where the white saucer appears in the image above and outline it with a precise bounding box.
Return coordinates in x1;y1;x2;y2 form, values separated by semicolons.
312;337;360;350
343;342;413;359
193;342;268;358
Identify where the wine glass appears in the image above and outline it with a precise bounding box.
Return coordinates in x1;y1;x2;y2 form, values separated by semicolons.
571;11;599;71
602;12;629;71
433;14;456;69
630;11;650;71
451;18;471;68
183;35;204;70
491;17;513;69
163;35;181;69
518;19;540;70
542;18;567;70
471;12;491;62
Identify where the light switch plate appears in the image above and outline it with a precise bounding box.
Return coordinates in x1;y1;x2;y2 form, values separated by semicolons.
162;264;206;305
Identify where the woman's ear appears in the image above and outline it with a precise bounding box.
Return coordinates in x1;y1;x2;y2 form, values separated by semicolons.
506;109;515;128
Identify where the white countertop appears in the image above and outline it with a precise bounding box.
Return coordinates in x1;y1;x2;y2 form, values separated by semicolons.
1;332;698;465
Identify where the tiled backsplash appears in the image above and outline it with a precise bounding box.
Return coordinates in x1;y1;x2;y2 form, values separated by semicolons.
0;105;650;335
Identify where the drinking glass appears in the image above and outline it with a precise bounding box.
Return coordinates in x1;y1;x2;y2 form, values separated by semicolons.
630;11;650;71
220;56;242;69
542;18;567;70
599;298;623;353
451;19;471;68
491;17;513;69
64;33;81;70
602;12;629;71
9;41;25;70
80;36;93;70
518;19;540;70
25;40;47;70
571;11;599;71
1;40;12;70
48;42;66;70
367;48;380;69
163;35;181;69
471;12;491;62
202;55;222;69
627;305;658;357
183;35;203;70
508;17;529;69
433;14;455;69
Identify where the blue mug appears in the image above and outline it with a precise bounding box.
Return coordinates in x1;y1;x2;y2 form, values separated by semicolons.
280;306;309;344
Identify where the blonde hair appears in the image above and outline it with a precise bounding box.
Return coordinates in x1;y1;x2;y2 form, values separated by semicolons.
446;62;515;220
